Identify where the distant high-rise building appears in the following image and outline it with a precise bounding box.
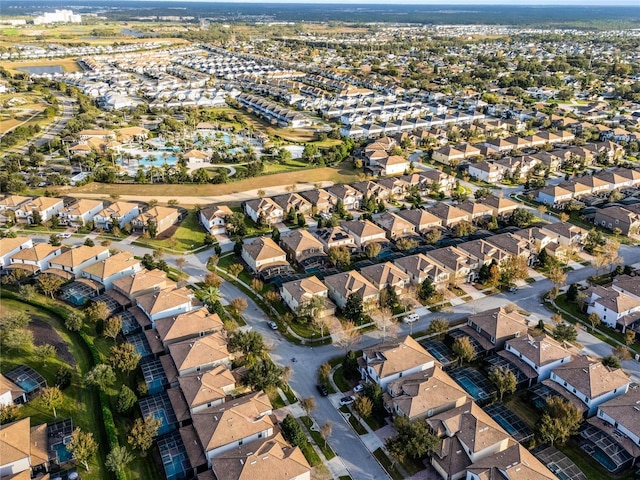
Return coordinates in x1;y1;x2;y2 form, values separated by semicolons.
33;10;81;25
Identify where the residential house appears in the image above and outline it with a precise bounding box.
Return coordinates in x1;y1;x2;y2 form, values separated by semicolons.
93;201;140;230
595;388;640;465
372;155;409;176
457;239;509;268
537;185;574;206
199;204;233;234
351;181;391;201
155;309;224;349
112;268;176;301
458;201;494;223
485;233;536;265
384;366;469;420
505;334;573;382
271;193;312;217
548;355;630;416
428;246;479;284
136;286;201;323
594;206;640;236
0;374;26;407
81;251;141;289
586;285;640;331
132;206;180;235
396;208;442;233
178;365;236;413
7;243;65;276
0;418;48;478
480;195;519;218
59;199;104;226
323;270;379;309
426;204;470;228
540;222;588;247
168;332;231;376
0;236;33;273
191;391;274;464
427;401;511;480
210;433;311;480
311;226;355;252
280;229;326;266
13;197;64;224
360;336;439;390
420;170;457;193
393;253;450;287
458;307;529;355
45;245;110;279
299;189;333;214
373;212;416;240
341;220;387;248
465;441;557;480
326;184;362;211
244;197;284;226
241;237;289;275
359;261;410;295
0;195;32;224
468;162;506;183
280;276;335;317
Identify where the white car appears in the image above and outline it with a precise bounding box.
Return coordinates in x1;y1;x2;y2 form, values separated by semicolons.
353;384;364;393
339;395;355;406
268;321;278;330
403;313;419;324
57;233;71;239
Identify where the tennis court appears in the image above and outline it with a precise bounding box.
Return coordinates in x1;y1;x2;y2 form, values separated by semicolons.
484;402;533;443
157;431;190;480
449;367;494;401
139;391;178;436
141;358;168;395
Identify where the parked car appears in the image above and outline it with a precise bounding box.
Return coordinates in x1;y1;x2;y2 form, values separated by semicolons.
316;384;329;397
403;313;419;324
57;233;71;239
508;286;518;293
353;384;364;393
339;395;355;406
268;321;278;330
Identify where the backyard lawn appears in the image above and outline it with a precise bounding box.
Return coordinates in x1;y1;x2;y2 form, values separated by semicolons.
136;209;207;251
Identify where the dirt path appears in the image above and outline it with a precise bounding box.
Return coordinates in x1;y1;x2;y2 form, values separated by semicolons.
31;317;76;366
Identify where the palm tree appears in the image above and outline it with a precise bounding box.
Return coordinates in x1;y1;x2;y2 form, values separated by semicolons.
199;286;221;308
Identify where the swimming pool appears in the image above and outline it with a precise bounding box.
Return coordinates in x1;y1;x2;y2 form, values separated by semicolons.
16;375;39;393
51;440;73;464
456;375;490;399
119;153;178;167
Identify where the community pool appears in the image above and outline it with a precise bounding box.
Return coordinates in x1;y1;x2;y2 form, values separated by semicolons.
118;153;178;168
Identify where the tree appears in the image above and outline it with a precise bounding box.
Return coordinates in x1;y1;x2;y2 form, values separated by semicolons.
427;318;449;340
281;414;307;447
84;238;95;247
228;330;266;358
37;274;65;298
64;310;84;334
103;315;122;341
500;255;529;287
106;445;134;474
49;233;61;246
203;272;222;288
343;293;364;323
536;396;583;446
353;396;373;419
418;278;436;301
588;312;601;332
40;386;63;418
229;297;248;317
116;385;138;414
318;362;331;386
1;328;33;351
488;366;517;401
625;330;636;346
334;321;362;354
553;322;578;343
612;345;632;361
83;364;116;391
85;301;110;323
55;366;73;390
453;220;475;237
365;242;381;259
452;336;476;365
251;278;264;293
0;403;21;425
244;358;284;390
227;263;244;277
510;207;535;228
548;265;567;291
566;283;579;302
372;307;397;341
328;246;351;269
68;428;98;471
128;415;161;455
387;416;439;461
34;344;57;367
602;355;621;368
319;421;333;448
396;237;418;252
343;350;360;379
199;286;221;308
110;343;141;373
300;396;316;415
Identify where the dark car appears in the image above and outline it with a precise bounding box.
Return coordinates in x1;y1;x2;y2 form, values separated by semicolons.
316;384;329;396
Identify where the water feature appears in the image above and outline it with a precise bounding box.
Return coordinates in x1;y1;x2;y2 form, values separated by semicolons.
17;65;64;75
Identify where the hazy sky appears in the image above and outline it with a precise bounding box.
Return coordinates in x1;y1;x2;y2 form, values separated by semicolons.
147;0;640;4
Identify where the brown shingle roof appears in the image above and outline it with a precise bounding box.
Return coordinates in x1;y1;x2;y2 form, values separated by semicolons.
178;365;235;410
363;336;438;380
155;309;223;345
551;356;629;400
168;332;230;373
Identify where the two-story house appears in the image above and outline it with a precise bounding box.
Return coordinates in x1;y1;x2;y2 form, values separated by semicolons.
311;226;355;253
373;212;416;240
178;365;236;414
393;253;450;287
456;307;529;356
59;199;104;226
426;204;470;228
586;284;640;331
280;276;335;317
326;184;363;211
45;245;110;279
548;356;630;417
81;251;142;289
323;270;379;310
136;286;201;324
13;197;64;224
280;229;326;266
154;309;223;349
168;331;230;376
93;201;140;230
504;334;573;382
111;268;176;302
396;209;442;233
132;206;180;235
0;237;33;273
341;220;387;248
360;336;439;391
241;237;290;275
199;204;233;234
359;261;410;296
